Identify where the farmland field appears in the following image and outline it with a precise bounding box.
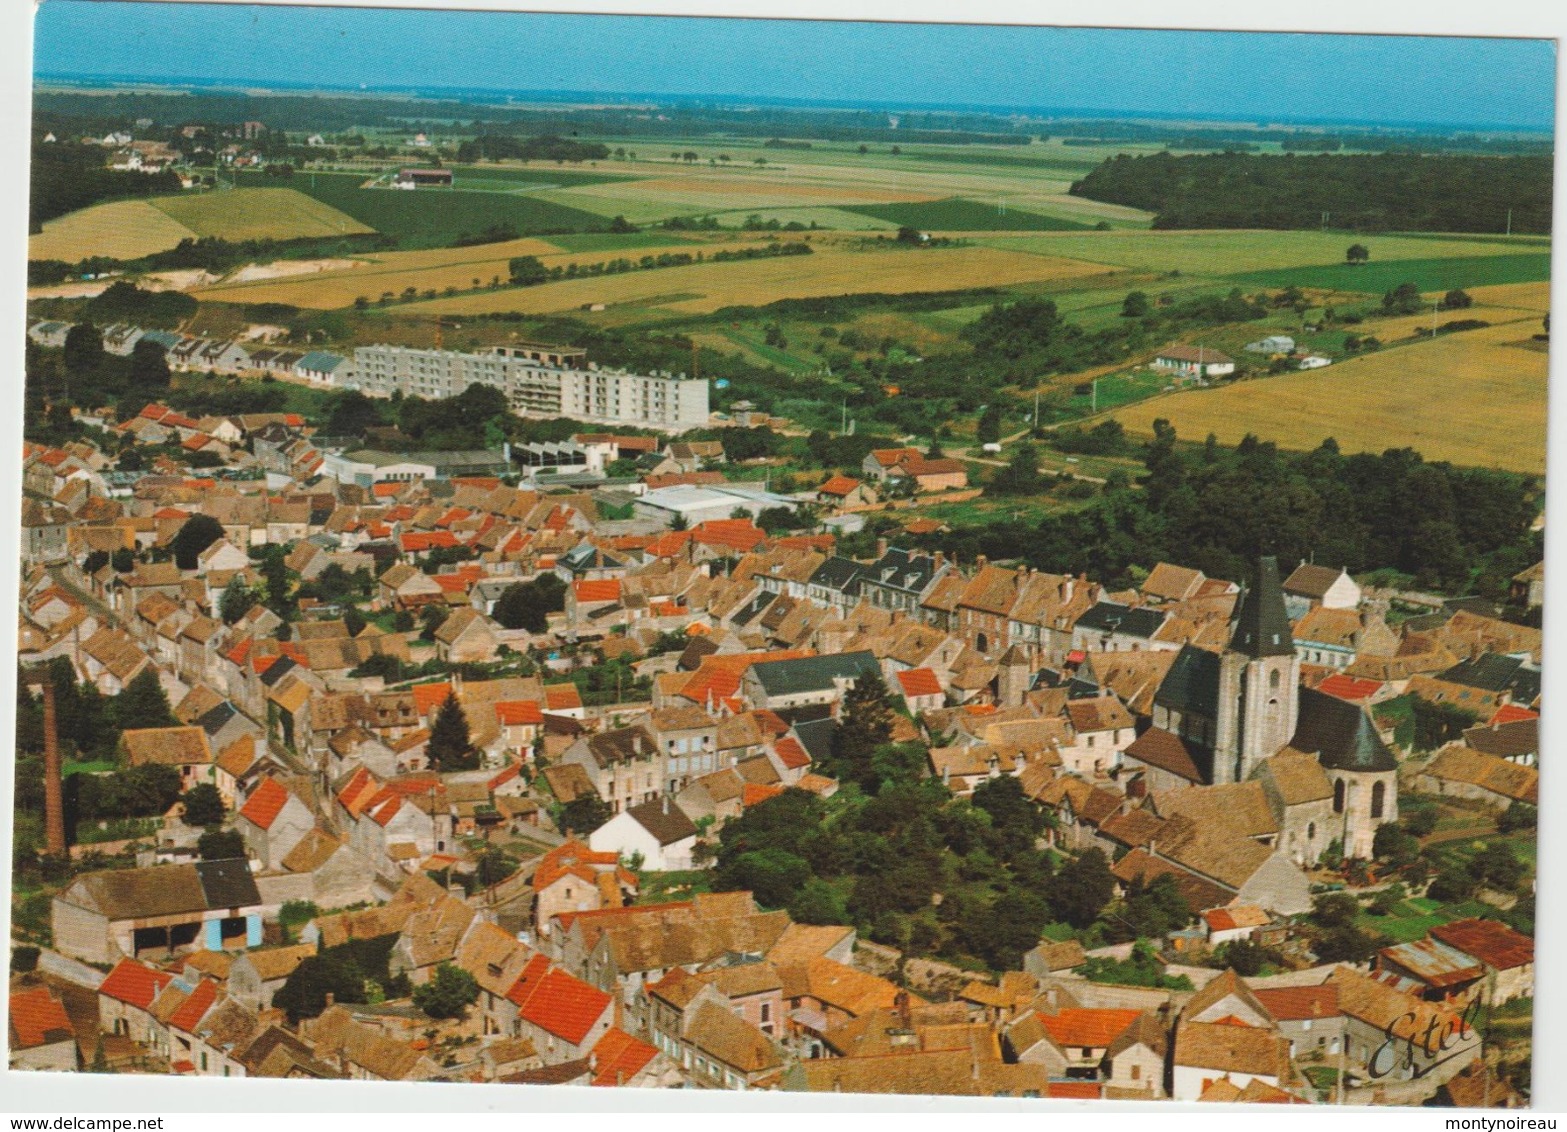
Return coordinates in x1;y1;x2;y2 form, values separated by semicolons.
840;198;1095;231
1226;252;1553;294
980;230;1542;277
244;171;609;246
29;198;197;261
148;188;373;241
396;244;1113;318
1114;316;1549;473
191;236;765;309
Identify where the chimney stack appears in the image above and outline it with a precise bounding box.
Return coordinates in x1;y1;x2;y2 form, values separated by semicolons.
875;538;888;560
39;675;66;857
976;555;988;570
933;551;945;569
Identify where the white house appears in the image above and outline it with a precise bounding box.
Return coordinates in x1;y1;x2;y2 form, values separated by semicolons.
1244;335;1296;354
588;798;698;872
1298;355;1332;370
1151;345;1235;380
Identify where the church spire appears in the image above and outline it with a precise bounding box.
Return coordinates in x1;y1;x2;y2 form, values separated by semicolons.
1230;555;1294;658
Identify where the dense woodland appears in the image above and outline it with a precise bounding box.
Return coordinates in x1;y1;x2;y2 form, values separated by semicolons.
912;425;1541;599
1071;152;1553;234
30;140;181;230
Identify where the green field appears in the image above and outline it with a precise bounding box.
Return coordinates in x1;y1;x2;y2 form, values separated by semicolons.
147;187;373;241
544;230;698;253
238;171;606;247
1357;897;1493;943
449;164;630;189
1227;253;1553;294
981;230;1542;277
843;197;1095;232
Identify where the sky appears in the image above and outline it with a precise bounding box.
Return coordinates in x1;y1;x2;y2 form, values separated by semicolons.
31;1;1558;130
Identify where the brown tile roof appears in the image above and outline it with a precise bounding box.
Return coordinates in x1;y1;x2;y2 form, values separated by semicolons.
1174;1020;1292;1078
1421;746;1538;804
122;726;212;768
1253;984;1339;1021
1123;726;1206;783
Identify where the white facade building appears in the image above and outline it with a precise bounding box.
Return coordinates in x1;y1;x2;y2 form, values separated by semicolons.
348;345;710;430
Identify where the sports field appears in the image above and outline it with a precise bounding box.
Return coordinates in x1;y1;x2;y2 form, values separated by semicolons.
1114;308;1549;473
398;244;1110;317
29;198;198;261
148;188;373;241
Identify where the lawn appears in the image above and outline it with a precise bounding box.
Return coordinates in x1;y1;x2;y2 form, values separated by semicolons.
840;197;1096;232
635;869;714;904
1114;319;1548;473
1061;368;1170;415
1227;253;1552;295
448;164;631;190
149;187;373;242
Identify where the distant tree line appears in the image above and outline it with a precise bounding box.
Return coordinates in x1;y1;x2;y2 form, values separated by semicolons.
1070;152;1552;234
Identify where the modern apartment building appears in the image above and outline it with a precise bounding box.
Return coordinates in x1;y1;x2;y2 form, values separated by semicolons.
348;344;710;430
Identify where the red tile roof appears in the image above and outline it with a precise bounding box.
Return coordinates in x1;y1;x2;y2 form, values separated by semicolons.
1317;673;1385;702
590;1027;658;1087
817;475;862;496
495;700;544;726
401;531;460;552
772;736;810;770
692;519;768;553
1253;985;1339;1022
1037;1008;1142;1050
1430;919;1535;971
239;776;292;830
169;977;219;1033
1489;703;1540;726
573;579;622;604
895;667;943;699
544;684;583;712
99;959;174;1010
1048;1081;1103;1100
411;682;453;717
9;986;74;1049
507;960;612;1046
742;783;785;808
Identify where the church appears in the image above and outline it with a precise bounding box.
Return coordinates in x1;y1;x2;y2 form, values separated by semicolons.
1122;556;1398;861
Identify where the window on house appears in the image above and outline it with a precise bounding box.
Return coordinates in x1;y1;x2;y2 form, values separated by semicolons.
1334;779;1345;814
1371;781;1386;820
1270;668;1281;690
1131;1064;1140;1080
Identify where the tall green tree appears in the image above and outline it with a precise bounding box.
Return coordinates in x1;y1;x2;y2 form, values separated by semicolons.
427;695;477;771
115;667;176;731
171;514;225;570
413;963;479;1019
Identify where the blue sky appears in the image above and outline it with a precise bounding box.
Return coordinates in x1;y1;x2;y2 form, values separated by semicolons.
33;2;1557;129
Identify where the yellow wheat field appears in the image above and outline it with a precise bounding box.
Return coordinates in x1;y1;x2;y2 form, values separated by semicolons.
394;245;1111;318
192;238;778;309
29;199;198;262
1114;320;1549;473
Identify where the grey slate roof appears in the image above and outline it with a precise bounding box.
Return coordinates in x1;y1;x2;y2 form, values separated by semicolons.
1155;645;1221;720
808;556;864;594
1230;556;1295;658
1290;687;1397;773
196;858;264;910
1076;602;1165;640
748;651;879;698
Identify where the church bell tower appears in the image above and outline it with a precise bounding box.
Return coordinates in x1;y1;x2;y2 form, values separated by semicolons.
1212;556;1300;784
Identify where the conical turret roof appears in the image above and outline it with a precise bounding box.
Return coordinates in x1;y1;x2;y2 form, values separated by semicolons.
1229;555;1295;658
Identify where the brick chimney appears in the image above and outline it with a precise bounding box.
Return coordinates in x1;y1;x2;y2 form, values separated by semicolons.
38;675;66;857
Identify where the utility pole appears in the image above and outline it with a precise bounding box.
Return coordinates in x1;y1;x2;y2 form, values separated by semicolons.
1091;379;1098;414
1033;392;1039;432
1506;208;1513;237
